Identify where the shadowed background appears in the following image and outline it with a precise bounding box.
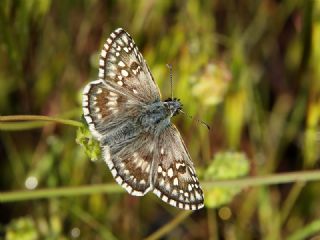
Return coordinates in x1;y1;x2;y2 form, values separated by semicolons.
1;0;320;239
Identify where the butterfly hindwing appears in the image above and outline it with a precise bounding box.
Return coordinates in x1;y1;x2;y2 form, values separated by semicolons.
102;131;156;196
152;125;204;210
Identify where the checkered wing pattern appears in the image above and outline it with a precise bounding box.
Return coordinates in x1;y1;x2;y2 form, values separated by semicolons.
82;79;141;140
153;125;204;210
83;28;160;139
102;132;156;196
82;28;160;195
98;28;160;102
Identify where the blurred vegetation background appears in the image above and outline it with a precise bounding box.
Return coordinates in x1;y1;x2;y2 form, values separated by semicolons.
1;0;320;239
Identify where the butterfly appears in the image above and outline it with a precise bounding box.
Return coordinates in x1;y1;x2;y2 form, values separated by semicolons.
82;28;204;210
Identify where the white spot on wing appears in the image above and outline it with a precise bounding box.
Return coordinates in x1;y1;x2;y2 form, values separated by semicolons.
97;88;102;94
108;72;116;78
159;178;165;186
122;35;129;45
109;55;116;62
153;188;161;197
115;176;123;185
111;168;117;176
165;182;171;191
169;199;177;206
179;194;184;201
173;177;179;186
190;193;195;202
172;189;177;196
140;179;146;185
132;190;144;196
103;43;109;50
118;61;125;67
83;108;89;115
162;195;168;202
101;49;107;57
195;191;202;200
84;115;92;123
121;69;129;77
107;101;117;106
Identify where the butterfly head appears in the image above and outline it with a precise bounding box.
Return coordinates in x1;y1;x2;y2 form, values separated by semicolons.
164;98;182;117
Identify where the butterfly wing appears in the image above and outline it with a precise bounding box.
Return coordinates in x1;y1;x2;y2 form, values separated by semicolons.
83;79;142;140
83;79;155;195
83;28;162;195
102;131;156;196
152;125;204;210
83;28;160;139
98;28;161;102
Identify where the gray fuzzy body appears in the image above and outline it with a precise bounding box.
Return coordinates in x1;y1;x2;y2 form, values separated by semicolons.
101;100;181;154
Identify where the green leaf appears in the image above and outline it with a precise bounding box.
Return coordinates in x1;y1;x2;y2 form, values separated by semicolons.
204;151;249;208
6;217;38;240
76;125;101;162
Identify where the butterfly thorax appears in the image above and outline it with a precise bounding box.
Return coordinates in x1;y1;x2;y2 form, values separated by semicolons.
139;98;182;133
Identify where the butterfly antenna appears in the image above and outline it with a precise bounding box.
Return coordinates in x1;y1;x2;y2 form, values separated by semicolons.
179;109;211;130
166;64;173;99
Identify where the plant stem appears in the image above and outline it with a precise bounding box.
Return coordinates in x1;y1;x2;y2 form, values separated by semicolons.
280;181;305;225
287;219;320;240
1;170;320;203
0;115;83;128
144;211;192;240
202;170;320;188
0;183;122;202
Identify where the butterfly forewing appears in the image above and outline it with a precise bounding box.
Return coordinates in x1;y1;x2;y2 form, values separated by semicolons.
82;79;141;139
152;125;204;210
98;28;160;103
